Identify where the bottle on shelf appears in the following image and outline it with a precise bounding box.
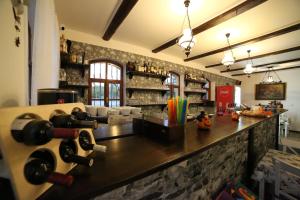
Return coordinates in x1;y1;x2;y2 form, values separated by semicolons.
59;140;94;167
24;150;73;186
11;117;79;145
79;131;107;152
50;111;97;129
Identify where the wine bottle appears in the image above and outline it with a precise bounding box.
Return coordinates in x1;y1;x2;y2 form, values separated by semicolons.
59;140;94;167
71;108;92;121
11;119;79;145
79;131;107;152
24;157;73;186
50;113;97;129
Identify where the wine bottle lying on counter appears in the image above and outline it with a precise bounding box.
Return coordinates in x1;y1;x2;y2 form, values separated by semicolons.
71;107;92;121
59;140;94;167
50;111;97;129
11;118;79;145
24;150;73;186
79;131;107;152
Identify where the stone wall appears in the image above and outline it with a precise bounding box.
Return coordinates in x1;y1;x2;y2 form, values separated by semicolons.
91;116;278;200
62;40;238;114
92;130;249;200
251;117;277;167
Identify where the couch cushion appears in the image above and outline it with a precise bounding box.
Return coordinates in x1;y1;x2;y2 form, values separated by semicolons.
107;108;120;115
130;107;142;114
85;106;97;117
97;106;108;117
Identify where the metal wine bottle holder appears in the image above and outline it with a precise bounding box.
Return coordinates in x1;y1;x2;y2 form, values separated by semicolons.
0;103;97;200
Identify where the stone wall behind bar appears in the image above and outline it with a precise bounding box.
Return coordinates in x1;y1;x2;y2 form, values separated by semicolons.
65;40;238;114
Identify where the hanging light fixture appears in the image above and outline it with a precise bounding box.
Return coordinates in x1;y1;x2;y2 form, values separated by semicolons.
243;49;255;77
221;33;235;70
260;67;282;84
177;0;196;57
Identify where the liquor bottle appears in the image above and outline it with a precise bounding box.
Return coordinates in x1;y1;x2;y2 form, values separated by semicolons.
11;119;79;145
71;107;92;121
143;62;147;72
50;113;97;129
24;153;73;186
59;140;94;167
79;131;107;152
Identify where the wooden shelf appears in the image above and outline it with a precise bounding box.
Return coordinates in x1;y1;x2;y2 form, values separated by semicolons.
60;52;89;77
184;78;207;87
188;100;215;107
126;87;169;98
126;71;168;84
126;103;167;111
184;90;207;94
59;81;89;88
63;84;89;88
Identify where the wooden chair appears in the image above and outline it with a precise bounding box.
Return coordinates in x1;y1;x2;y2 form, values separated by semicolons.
252;149;300;200
273;156;300;200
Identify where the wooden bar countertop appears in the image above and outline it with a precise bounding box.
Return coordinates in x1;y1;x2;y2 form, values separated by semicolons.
37;114;280;200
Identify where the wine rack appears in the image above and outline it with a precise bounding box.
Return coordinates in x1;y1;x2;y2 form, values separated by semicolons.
0;103;98;200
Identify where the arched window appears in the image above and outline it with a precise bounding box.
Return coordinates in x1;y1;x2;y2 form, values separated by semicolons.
89;60;123;107
165;72;180;98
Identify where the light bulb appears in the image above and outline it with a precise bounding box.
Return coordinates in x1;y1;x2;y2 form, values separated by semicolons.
178;28;196;49
222;52;235;66
243;63;254;74
267;76;274;82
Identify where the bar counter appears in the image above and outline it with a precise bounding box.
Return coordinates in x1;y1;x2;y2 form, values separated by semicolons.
37;113;280;200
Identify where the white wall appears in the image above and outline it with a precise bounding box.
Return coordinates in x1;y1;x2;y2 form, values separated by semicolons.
240;68;300;131
30;0;60;105
63;28;234;79
0;0;28;107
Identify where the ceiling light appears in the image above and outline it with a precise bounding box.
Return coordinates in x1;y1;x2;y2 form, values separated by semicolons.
267;75;274;82
177;0;195;57
243;49;255;77
221;33;235;70
260;67;282;84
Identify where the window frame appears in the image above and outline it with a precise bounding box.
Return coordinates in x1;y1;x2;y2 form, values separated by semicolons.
88;59;123;107
165;71;180;98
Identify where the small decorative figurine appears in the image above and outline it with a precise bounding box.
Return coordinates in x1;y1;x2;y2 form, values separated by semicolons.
231;111;240;121
196;111;211;130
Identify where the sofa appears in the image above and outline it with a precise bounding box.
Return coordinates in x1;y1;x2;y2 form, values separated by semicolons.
85;106;143;125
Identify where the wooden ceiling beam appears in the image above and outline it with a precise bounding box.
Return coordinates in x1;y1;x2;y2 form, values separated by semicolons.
232;65;300;76
220;57;300;73
151;0;267;53
185;23;300;62
205;46;300;68
102;0;139;41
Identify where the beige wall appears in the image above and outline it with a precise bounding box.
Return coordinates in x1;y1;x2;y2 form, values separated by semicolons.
240;68;300;131
0;0;28;107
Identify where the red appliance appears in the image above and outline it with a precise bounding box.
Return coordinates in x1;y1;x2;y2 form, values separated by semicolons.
216;85;241;114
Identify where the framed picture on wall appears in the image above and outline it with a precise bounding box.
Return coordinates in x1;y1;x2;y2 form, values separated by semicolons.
255;83;286;100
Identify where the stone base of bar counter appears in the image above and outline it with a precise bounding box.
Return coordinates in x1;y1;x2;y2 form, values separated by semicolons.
93;116;278;200
94;130;249;200
36;113;281;200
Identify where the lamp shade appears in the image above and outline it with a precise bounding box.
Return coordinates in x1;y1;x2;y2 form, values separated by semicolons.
178;28;196;49
221;52;235;66
243;63;254;74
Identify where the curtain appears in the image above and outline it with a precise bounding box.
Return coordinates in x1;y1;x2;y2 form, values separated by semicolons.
30;0;59;105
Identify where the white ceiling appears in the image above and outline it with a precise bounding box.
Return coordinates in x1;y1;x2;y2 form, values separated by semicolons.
55;0;300;77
